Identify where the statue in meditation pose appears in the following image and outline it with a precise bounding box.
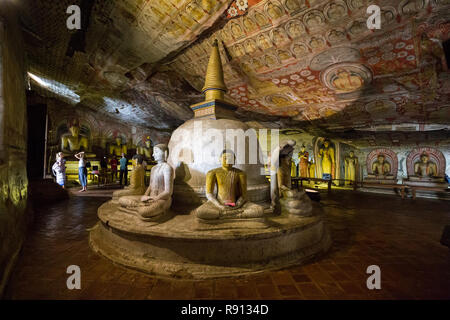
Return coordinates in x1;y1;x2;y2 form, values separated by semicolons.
61;120;94;157
271;140;312;216
112;154;146;201
119;144;174;221
110;137;127;157
196;150;264;220
137;136;153;160
414;152;438;178
370;154;392;178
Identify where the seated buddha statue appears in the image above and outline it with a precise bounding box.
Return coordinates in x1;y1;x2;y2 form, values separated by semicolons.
112;154;146;202
118;144;174;221
109;137;127;157
137;137;153;160
414;152;438;178
61;120;95;157
196;150;264;221
368;154;393;178
271;140;312;216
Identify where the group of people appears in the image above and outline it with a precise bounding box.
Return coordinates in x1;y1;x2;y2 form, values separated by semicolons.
51;152;131;192
99;153;129;185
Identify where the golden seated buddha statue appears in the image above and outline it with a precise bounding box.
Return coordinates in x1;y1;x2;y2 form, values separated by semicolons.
196;150;264;221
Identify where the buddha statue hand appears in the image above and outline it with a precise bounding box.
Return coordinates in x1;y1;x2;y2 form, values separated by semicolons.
219;207;244;218
196;199;264;220
141;195;153;202
235;197;246;209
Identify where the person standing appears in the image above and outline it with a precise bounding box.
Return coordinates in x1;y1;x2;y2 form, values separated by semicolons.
110;156;118;182
75;151;87;192
52;152;66;188
100;156;108;184
119;153;128;186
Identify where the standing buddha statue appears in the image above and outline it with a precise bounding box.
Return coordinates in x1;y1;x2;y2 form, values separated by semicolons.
318;139;335;179
298;144;309;177
344;151;358;185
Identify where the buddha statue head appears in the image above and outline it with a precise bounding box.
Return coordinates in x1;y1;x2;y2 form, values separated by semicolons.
420;152;429;164
153;144;169;163
145;137;152;148
349;151;355;157
377;154;386;164
300;144;306;152
115;137;122;146
323;139;331;148
220;149;236;169
68;119;81;137
132;154;144;167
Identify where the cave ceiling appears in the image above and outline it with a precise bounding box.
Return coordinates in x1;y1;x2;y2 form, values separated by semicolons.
19;0;450;146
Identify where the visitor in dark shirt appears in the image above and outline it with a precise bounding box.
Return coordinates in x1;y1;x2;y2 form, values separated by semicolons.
110;157;118;182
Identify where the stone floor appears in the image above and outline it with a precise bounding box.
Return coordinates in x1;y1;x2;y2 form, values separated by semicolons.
4;190;450;300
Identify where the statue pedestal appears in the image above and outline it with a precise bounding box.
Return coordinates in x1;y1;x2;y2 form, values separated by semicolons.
403;177;448;188
89;200;331;279
364;176;397;184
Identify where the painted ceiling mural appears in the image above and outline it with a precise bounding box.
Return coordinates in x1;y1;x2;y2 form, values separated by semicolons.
20;0;450;146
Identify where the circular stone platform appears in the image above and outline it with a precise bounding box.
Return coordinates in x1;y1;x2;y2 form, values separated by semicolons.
89;201;332;279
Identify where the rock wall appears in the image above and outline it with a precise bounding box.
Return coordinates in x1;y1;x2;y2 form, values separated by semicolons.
0;4;31;297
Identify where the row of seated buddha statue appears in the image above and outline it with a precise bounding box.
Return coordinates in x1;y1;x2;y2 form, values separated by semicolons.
365;148;447;187
112;142;314;223
59;120;153;160
286;143;446;188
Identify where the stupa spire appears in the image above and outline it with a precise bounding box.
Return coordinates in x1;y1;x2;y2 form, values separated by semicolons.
202;39;227;100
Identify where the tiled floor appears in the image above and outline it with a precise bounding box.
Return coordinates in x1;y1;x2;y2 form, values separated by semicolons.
4;190;450;300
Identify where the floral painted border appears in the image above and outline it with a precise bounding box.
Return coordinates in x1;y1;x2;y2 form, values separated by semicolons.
226;0;263;19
